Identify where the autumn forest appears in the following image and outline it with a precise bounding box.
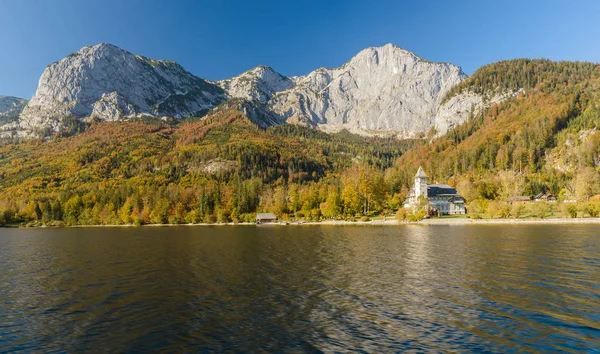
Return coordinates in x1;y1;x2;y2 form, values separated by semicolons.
2;59;600;226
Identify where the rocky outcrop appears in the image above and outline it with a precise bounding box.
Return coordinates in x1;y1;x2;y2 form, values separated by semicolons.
11;42;479;138
216;65;295;102
18;43;226;136
432;90;520;136
268;44;467;137
206;98;282;129
0;96;27;123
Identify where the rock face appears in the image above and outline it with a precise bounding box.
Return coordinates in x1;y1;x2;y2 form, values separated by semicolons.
19;43;226;135
0;96;28;138
216;65;295;102
207;99;282;129
12;42;482;138
432;90;520;136
268;44;467;137
0;96;27;123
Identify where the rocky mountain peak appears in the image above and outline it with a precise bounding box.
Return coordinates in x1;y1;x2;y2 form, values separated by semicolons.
269;43;468;136
4;42;481;139
17;43;226;136
217;65;295;102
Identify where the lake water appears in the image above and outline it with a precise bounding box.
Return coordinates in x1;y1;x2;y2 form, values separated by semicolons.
0;225;599;352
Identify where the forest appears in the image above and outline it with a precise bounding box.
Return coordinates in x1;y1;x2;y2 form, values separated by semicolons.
1;59;600;226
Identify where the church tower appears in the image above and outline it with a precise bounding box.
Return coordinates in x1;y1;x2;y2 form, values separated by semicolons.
414;166;428;199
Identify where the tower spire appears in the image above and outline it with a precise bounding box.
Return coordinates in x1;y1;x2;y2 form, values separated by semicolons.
415;166;427;178
414;166;428;199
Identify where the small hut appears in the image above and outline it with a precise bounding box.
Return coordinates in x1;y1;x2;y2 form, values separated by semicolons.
256;213;277;224
509;196;532;205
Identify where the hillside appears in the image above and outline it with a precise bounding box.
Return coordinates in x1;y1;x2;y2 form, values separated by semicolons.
0;102;414;226
391;59;600;209
2;58;600;225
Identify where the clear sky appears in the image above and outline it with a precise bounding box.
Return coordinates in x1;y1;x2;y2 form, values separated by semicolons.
1;0;600;99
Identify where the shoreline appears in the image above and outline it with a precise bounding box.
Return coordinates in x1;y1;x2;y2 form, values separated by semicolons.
6;217;600;228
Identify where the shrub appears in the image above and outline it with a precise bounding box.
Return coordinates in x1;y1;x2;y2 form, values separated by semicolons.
583;202;600;217
203;213;216;224
467;199;488;219
511;204;525;219
532;202;552;219
396;208;407;221
407;209;426;222
486;201;510;218
562;203;578;218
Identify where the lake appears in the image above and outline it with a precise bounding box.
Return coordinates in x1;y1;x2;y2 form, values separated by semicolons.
0;225;599;352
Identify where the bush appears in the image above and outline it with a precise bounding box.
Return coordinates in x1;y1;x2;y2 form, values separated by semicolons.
407;209;426;222
203;213;216;224
510;204;525;219
531;202;552;219
310;208;322;222
583;202;600;217
486;201;510;219
467;199;488;219
562;203;578;218
396;208;407;221
360;216;371;222
217;208;231;223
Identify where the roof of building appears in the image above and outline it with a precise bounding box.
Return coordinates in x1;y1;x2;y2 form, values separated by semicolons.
428;184;454;189
427;185;459;197
534;193;556;200
415;166;427;178
509;196;532;201
256;213;277;219
534;192;544;199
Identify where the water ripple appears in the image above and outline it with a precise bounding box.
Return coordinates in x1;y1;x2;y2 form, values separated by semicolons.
0;225;598;352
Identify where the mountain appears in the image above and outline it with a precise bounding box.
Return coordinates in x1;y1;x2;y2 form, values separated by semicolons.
391;59;600;201
3;56;600;226
7;43;471;138
17;43;226;136
0;96;27;122
268;44;467;137
216;65;295;102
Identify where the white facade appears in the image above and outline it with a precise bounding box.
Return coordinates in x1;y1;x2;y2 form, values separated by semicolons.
404;167;466;215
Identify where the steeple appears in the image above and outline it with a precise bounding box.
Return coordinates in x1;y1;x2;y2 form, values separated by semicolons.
414;166;428;199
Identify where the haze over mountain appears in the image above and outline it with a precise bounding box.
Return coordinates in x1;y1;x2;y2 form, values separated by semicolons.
3;43;496;138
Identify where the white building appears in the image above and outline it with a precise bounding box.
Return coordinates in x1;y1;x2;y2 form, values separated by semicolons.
404;167;466;215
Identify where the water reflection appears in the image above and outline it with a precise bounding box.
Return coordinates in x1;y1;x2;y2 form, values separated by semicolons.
0;225;599;352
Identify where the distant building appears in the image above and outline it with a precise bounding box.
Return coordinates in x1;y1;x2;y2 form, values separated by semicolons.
256;213;277;224
509;196;532;205
534;192;557;203
404;167;466;215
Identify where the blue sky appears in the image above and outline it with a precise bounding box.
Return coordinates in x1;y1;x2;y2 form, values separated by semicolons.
1;0;600;99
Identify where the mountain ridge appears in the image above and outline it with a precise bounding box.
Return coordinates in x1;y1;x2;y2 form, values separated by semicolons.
15;43;227;137
3;57;600;226
268;43;468;137
4;42;478;138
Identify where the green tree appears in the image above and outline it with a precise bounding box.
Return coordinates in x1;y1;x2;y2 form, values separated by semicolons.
320;187;342;219
63;195;83;225
119;197;135;224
